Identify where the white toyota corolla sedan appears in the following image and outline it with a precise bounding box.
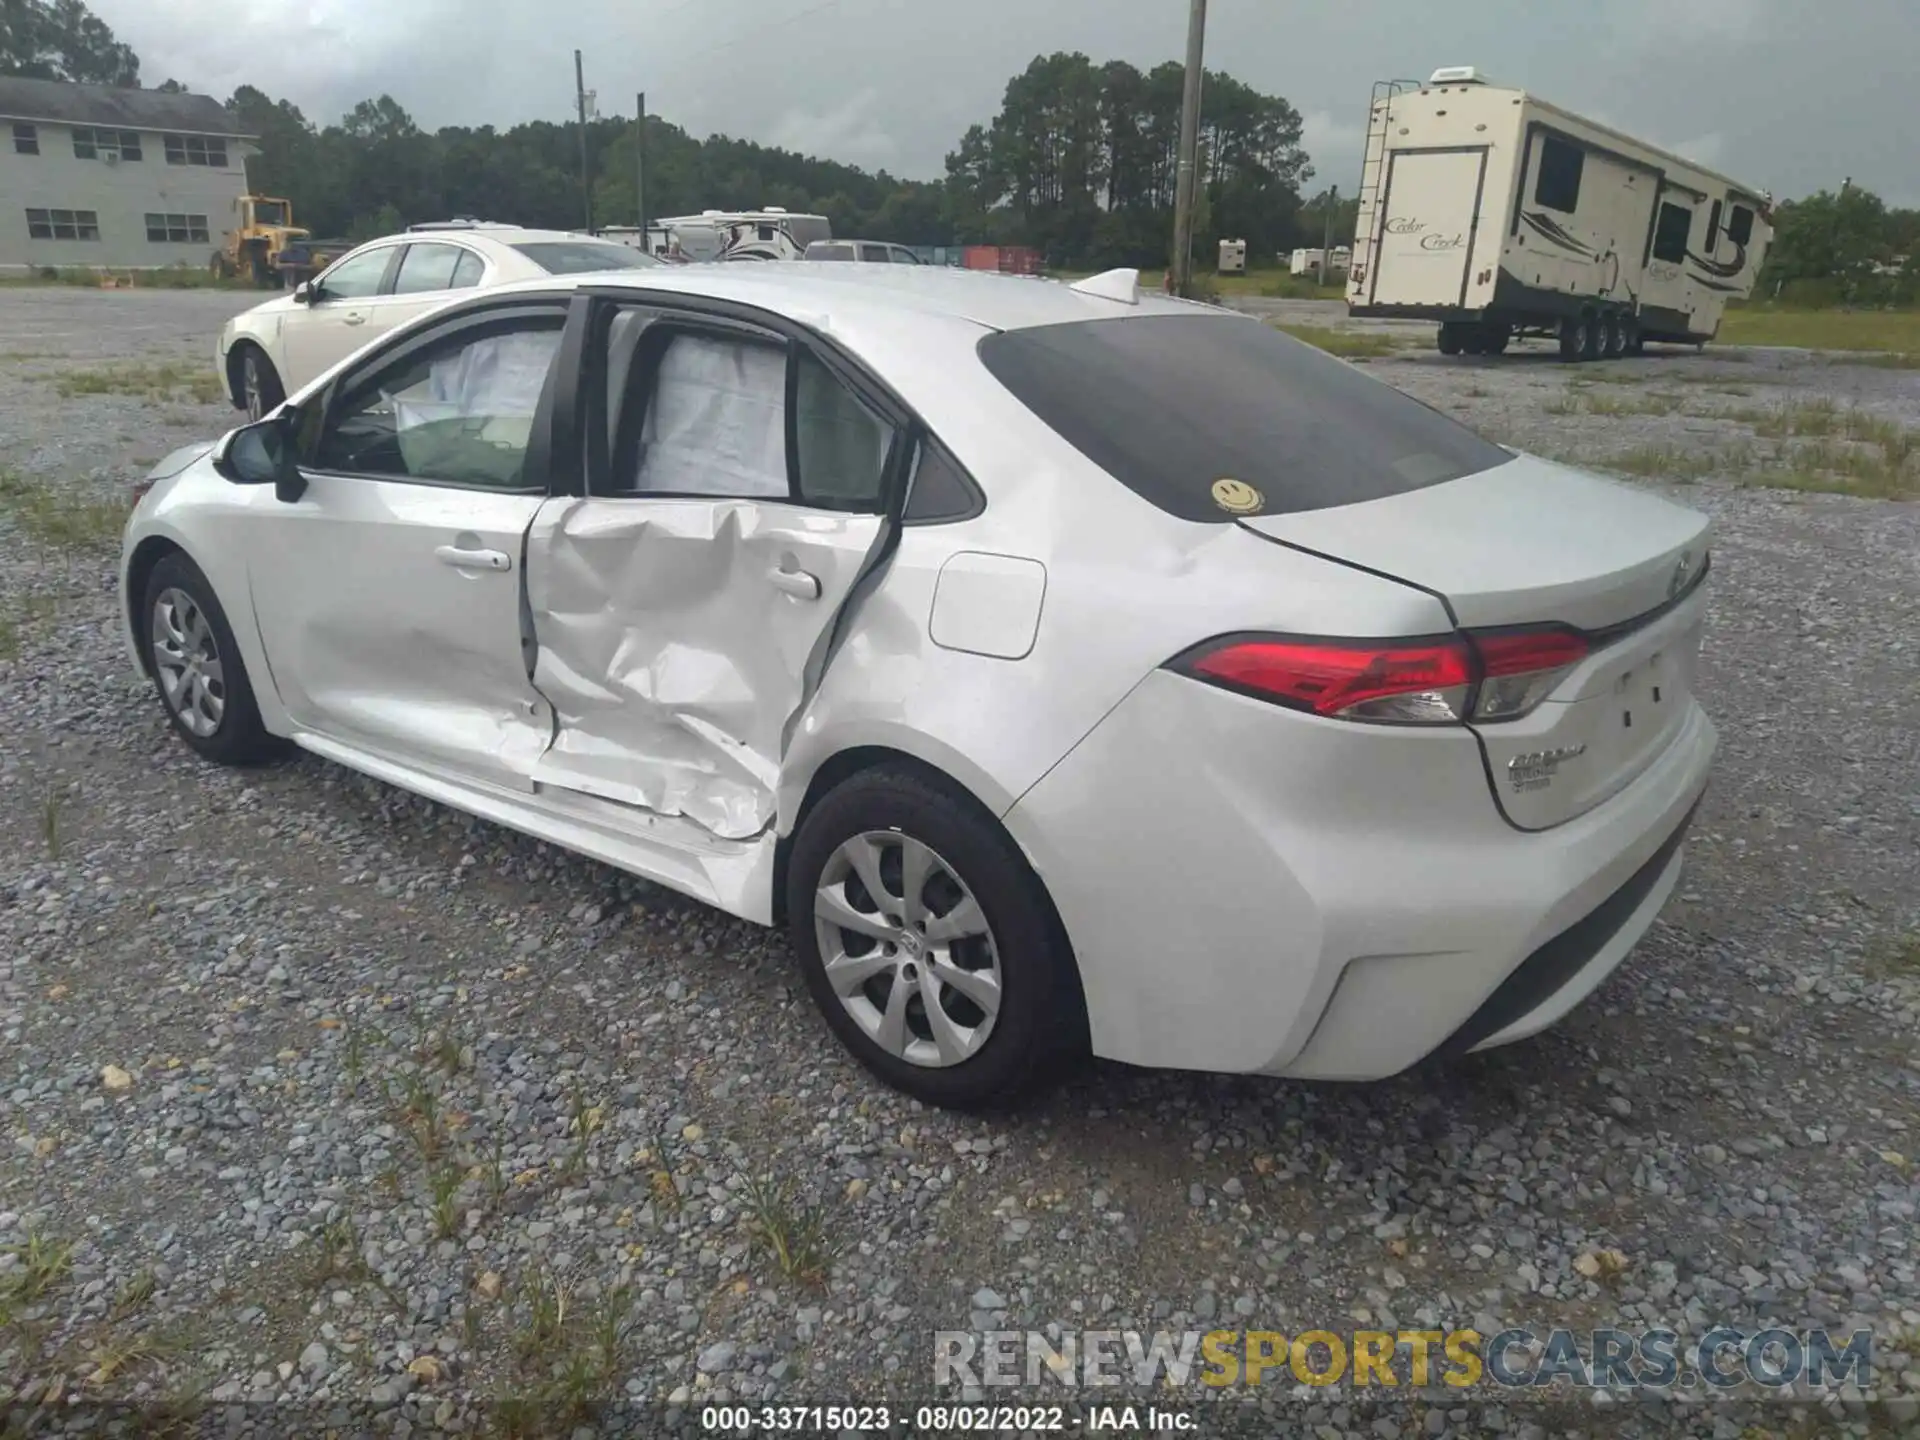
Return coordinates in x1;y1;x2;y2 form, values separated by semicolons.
126;263;1714;1109
216;224;661;422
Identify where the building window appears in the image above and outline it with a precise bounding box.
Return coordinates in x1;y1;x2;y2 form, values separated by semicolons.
11;123;37;156
70;127;143;162
1534;135;1584;214
163;134;227;167
25;208;102;241
1727;203;1756;247
145;212;210;244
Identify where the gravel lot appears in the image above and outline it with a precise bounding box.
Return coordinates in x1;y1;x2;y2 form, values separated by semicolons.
1;285;1917;1438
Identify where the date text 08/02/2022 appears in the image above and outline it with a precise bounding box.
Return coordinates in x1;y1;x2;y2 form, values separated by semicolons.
697;1404;1191;1432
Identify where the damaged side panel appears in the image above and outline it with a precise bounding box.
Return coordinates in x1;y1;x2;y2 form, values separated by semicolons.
522;495;886;841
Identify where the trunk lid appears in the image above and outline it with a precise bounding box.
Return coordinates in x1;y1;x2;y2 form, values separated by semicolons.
1239;453;1712;829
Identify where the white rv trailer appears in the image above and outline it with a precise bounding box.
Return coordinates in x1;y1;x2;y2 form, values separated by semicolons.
1347;67;1774;359
637;207;832;262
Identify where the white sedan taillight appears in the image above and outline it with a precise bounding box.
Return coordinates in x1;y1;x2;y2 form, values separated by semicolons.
1171;626;1591;726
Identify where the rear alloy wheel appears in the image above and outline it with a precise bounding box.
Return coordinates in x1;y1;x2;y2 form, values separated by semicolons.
788;767;1084;1109
240;349;285;422
1601;311;1626;359
143;553;277;765
1436;323;1464;356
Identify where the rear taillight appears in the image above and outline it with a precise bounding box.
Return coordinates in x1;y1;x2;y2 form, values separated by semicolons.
1172;625;1590;726
1178;635;1474;724
1468;626;1589;720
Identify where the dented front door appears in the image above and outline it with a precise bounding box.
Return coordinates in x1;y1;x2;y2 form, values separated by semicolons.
521;498;883;839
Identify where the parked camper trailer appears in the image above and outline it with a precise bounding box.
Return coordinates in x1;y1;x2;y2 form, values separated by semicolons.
1218;238;1248;274
619;208;833;262
1347;68;1773;359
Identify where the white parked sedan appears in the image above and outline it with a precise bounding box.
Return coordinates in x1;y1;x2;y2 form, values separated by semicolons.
129;263;1714;1109
216;223;662;421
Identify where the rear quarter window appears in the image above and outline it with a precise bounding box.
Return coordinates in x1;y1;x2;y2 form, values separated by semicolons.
976;313;1512;522
511;242;662;274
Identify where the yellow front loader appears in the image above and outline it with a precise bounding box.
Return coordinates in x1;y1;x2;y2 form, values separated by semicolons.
212;195;351;288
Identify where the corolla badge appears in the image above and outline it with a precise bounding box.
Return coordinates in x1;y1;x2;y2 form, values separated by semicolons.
1507;744;1587;793
1668;550;1695;600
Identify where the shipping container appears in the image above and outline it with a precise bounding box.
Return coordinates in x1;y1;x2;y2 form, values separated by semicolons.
962;245;1042;276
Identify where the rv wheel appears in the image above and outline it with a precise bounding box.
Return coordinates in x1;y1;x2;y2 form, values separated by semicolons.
1461;329;1487;356
1557;316;1587;362
1580;311;1603;361
1481;323;1510;355
1601;312;1626;359
1436;323;1464;356
1623;319;1644;355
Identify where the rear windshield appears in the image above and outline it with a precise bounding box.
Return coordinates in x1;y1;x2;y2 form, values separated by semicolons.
977;313;1512;521
511;242;662;274
809;243;857;261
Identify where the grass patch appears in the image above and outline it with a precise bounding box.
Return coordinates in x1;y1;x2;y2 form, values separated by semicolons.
0;264;254;292
1;1231;74;1306
736;1168;841;1289
1724;399;1919;499
1545;389;1688;418
0;470;130;552
488;1269;635;1437
1588;444;1731;482
1718;305;1920;360
1257;273;1350;301
47;361;225;406
1272;322;1401;359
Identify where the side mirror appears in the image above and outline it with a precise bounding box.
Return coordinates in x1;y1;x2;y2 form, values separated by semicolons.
212;412;307;503
292;281;315;304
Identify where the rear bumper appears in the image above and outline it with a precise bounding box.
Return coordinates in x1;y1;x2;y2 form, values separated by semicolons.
1003;670;1715;1080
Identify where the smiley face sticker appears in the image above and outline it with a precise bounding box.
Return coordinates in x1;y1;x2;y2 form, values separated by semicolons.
1210;478;1265;515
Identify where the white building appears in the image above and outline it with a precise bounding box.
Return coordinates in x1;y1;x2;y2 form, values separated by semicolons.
1;76;255;274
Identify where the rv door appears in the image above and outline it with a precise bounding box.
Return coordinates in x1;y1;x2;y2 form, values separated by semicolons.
1366;148;1488;309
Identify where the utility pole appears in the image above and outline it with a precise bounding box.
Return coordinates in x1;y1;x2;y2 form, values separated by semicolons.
1317;184;1337;288
575;50;593;233
635;92;647;236
1170;0;1207;296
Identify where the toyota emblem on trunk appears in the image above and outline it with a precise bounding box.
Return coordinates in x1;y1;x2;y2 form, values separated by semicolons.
1668;550;1695;600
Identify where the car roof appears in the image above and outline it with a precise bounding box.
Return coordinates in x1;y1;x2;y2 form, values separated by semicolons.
364;228;623;249
476;262;1221;335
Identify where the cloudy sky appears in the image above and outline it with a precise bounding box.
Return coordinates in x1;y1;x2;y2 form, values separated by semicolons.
94;0;1917;205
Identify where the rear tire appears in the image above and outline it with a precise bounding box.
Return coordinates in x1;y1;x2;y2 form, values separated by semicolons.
1557;315;1587;362
786;766;1086;1110
1481;322;1510;356
1580;309;1602;361
1601;311;1626;359
1436;323;1464;356
140;552;278;766
1624;317;1644;356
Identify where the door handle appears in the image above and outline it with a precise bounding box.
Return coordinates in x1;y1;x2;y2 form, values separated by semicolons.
343;312;366;326
435;544;511;572
768;565;821;600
